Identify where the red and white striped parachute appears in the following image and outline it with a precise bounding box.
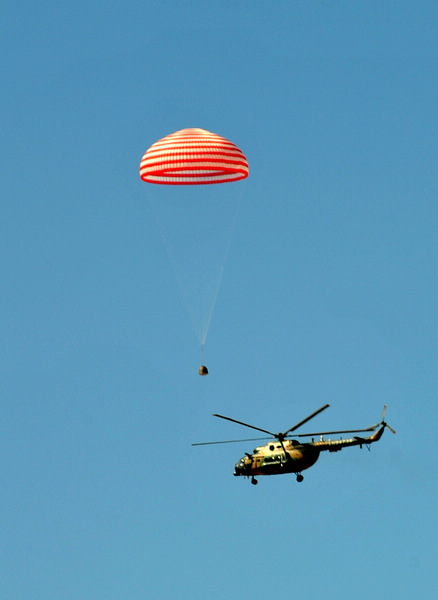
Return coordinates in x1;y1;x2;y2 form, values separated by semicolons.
139;128;248;185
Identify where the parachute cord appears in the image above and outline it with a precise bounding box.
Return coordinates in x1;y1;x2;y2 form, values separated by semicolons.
196;190;243;350
144;182;245;358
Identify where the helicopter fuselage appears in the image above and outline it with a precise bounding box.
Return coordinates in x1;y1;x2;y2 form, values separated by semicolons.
234;439;320;478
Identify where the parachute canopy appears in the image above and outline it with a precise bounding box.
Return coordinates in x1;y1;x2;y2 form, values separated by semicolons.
139;128;248;185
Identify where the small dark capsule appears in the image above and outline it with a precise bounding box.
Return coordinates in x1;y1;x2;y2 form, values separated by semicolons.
198;365;208;376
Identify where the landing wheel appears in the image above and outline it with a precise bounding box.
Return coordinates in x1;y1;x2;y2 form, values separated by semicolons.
251;477;258;485
296;474;304;483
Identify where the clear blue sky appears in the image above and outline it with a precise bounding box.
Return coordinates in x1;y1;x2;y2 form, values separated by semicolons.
2;2;437;598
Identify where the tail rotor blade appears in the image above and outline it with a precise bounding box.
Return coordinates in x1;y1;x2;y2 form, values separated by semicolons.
376;404;396;434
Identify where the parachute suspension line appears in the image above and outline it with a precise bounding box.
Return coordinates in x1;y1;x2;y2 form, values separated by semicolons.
196;190;243;351
147;185;244;355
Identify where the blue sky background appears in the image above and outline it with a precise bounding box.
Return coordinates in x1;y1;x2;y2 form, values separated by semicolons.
2;2;437;598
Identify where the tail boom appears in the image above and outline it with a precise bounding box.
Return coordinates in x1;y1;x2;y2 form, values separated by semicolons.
313;425;385;452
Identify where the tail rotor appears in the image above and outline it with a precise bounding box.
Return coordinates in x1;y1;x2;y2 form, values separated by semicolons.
370;404;396;434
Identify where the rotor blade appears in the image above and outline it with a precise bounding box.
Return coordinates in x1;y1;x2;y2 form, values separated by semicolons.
192;436;271;447
213;414;276;437
367;421;396;434
293;427;377;438
369;405;395;433
283;404;330;436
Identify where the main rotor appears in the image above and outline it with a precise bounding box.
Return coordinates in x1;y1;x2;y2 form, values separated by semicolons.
213;404;332;443
193;404;378;447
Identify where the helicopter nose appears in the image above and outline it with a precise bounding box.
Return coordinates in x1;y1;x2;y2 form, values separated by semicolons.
234;460;246;476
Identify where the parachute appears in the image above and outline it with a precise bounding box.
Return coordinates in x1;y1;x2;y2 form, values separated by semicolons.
140;128;248;374
140;128;248;185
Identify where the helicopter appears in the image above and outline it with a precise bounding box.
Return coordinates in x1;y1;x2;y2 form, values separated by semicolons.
193;404;395;484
